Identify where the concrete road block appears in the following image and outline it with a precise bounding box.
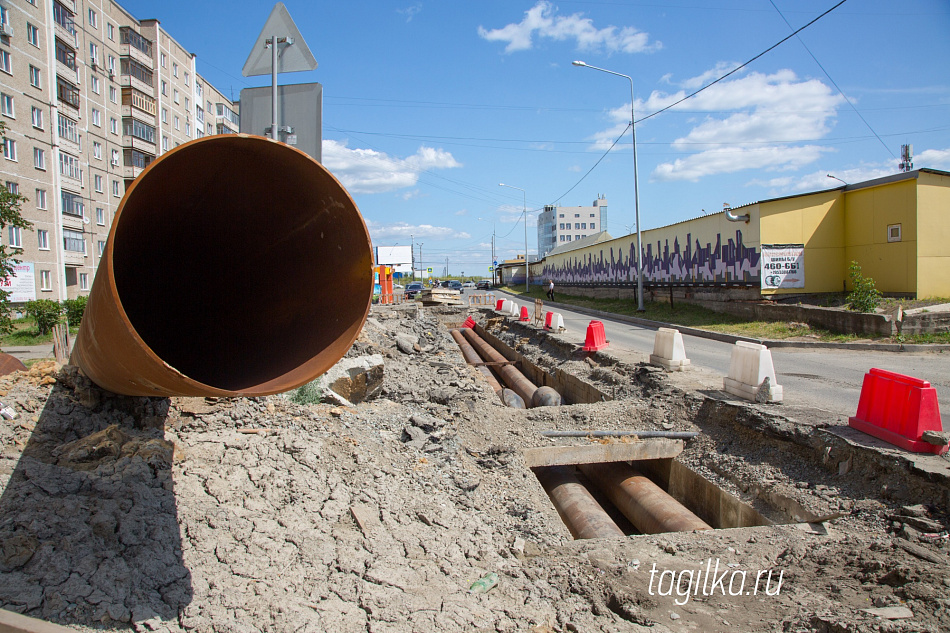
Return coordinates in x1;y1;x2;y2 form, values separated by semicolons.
723;341;783;403
508;301;520;317
543;311;565;332
649;327;691;371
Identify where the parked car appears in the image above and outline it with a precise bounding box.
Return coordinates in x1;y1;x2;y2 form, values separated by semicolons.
404;282;424;299
476;279;492;290
393;283;404;289
462;281;476;288
446;280;463;292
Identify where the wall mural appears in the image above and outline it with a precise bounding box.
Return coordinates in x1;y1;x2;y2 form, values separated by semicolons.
529;229;761;286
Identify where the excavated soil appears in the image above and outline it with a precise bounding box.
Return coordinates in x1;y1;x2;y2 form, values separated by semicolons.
0;304;949;632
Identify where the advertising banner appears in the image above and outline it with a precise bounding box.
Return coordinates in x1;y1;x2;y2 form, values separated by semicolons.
1;262;36;302
760;245;804;289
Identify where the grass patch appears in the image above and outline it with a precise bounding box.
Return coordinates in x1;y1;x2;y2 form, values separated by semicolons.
0;318;78;347
500;286;950;344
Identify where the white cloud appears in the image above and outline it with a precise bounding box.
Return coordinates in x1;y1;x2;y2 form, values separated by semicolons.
747;163;896;196
365;220;470;243
917;147;950;170
643;69;845;181
455;209;469;216
397;3;421;22
322;140;460;194
478;1;659;54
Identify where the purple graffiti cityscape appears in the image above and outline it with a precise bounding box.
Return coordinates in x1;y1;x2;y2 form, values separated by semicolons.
532;230;760;286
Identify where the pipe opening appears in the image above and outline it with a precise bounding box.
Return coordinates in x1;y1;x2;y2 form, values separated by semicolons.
109;136;372;392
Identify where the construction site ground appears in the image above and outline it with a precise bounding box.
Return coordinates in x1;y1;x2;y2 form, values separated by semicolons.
1;303;949;633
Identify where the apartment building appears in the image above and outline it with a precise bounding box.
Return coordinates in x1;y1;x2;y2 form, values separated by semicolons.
536;196;607;259
0;0;239;301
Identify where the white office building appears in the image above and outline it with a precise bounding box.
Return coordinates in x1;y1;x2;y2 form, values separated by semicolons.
537;196;607;259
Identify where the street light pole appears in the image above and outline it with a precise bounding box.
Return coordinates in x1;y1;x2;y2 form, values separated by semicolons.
499;183;529;293
410;234;414;281
572;60;645;311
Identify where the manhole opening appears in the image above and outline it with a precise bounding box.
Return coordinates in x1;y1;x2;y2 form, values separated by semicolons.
532;455;783;539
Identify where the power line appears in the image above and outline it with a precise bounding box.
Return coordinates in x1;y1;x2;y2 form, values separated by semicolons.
552;124;631;204
768;0;895;159
635;0;849;125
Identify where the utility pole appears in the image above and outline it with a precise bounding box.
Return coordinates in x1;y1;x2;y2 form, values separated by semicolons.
410;234;414;281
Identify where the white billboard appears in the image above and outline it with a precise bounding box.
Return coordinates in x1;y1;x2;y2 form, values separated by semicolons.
1;262;36;303
375;245;412;265
761;245;805;290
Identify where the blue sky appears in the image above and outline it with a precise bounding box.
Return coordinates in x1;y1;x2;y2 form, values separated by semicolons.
121;0;950;276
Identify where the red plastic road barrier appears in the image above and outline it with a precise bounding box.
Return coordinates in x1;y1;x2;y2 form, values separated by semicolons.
495;299;505;311
848;368;946;454
519;306;530;322
583;320;608;352
462;316;476;329
544;311;554;329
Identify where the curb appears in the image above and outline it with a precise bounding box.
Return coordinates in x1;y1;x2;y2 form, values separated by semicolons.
493;291;950;353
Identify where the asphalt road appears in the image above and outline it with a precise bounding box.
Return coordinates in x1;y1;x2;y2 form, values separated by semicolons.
495;294;950;418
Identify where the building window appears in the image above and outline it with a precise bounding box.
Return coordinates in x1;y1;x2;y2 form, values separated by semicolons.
173;89;179;104
184;96;189;110
0;93;13;117
161;80;167;96
96;207;104;225
582;223;587;229
91;108;101;127
80;273;89;290
27;23;40;47
559;235;564;242
108;55;115;74
590;213;595;217
91;75;100;94
33;147;45;170
887;224;902;243
174;115;180;131
61;190;84;217
161;108;167;123
112;180;120;197
93;141;101;159
161;136;168;151
89;42;99;67
5;182;17;195
172;62;178;78
110;86;117;103
56;77;81;109
29;65;41;88
184;71;189;86
38;230;49;250
40;270;51;291
2;138;16;161
64;228;84;253
575;223;580;229
110;117;117;134
590;223;596;229
566;235;571;242
94;174;103;192
123;117;155;143
8;226;21;248
0;50;11;75
98;240;105;256
160;53;166;68
107;22;114;40
59;152;81;180
111;148;119;166
58;114;79;143
88;8;97;28
35;188;47;210
121;58;153;87
31;106;43;129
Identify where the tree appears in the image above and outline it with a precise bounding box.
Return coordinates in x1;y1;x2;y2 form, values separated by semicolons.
0;122;35;337
847;261;882;313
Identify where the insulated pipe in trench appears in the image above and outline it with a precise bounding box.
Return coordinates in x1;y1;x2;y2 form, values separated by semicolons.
450;329;518;407
579;462;712;534
459;327;539;406
70;135;374;397
535;466;625;540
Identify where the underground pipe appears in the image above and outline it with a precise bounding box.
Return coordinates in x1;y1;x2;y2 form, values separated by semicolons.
460;327;541;406
535;466;625;540
579;462;712;534
450;329;524;408
541;430;699;439
71;135;374;397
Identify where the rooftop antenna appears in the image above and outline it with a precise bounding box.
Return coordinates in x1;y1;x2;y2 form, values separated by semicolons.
899;144;914;172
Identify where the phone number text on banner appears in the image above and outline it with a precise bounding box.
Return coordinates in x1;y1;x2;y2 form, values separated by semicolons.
760;245;804;290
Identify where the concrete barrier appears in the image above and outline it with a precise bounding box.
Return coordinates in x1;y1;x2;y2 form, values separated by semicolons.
723;341;783;403
649;327;690;371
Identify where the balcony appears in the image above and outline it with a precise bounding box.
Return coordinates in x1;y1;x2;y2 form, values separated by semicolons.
63;250;85;267
123;148;154;180
121;87;157;118
56;77;80;111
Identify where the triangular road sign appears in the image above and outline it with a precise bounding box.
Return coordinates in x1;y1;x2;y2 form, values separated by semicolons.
242;3;318;77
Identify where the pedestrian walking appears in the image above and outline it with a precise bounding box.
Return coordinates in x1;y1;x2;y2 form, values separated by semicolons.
547;279;555;301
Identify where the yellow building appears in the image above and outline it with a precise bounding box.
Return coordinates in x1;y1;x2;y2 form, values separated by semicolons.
537;168;950;299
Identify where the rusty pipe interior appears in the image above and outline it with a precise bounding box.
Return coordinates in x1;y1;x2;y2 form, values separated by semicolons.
71;135;373;397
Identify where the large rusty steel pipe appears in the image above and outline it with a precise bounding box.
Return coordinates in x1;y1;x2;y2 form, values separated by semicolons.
71;135;373;397
459;327;538;406
535;466;625;540
579;462;712;534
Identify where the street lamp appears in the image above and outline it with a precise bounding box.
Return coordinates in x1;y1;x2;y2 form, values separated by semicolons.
827;174;847;186
499;183;529;293
410;233;414;281
573;60;645;311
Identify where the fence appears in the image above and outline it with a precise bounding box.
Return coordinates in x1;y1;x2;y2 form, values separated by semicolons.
468;293;496;306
